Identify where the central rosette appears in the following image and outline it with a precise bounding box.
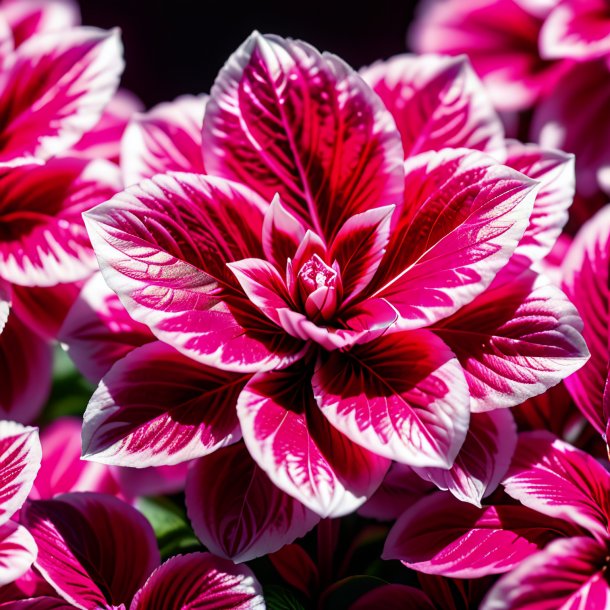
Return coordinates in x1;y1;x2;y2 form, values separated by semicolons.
294;254;342;323
227;196;398;352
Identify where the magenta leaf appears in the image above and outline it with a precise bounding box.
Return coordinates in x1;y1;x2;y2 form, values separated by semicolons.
0;522;37;586
227;258;293;327
22;493;160;609
58;273;154;384
186;443;319;562
0;312;53;423
2;0;80;47
482;537;610;610
562;205;609;435
12;281;83;341
0;158;121;287
71;89;143;165
532;59;610;198
410;0;564;111
130;552;265;610
434;263;588;410
0;279;10;333
82;341;244;467
313;330;470;468
374;148;538;329
261;195;307;269
502;432;610;541
268;544;319;598
413;409;517;506
237;367;390;517
328;206;394;301
121;94;207;185
362;54;506;160
0;26;123;163
359;462;436;521
0;599;75;609
540;0;610;60
31;417;120;499
201;32;404;241
84;172;304;372
0;421;41;525
383;492;567;578
507;141;574;266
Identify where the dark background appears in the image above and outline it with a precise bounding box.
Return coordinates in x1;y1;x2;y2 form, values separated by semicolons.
78;0;418;108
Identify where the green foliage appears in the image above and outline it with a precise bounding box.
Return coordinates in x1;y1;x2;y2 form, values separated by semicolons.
137;495;201;559
40;347;94;424
264;585;307;610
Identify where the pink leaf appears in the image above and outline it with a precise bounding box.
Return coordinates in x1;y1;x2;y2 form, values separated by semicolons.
0;312;52;423
1;0;80;47
409;0;565;111
0;279;10;333
237;368;390;518
0;158;121;287
12;281;83;341
562;205;610;435
434;263;589;410
31;418;120;500
130;552;265;610
328;205;394;301
0;522;37;586
84;172;304;372
502;432;610;541
261;194;307;269
374;148;538;329
71;89;143;164
186;443;319;562
0;599;75;609
121;94;207;186
82;341;244;467
507;141;574;265
0;27;123;163
362;54;506;160
313;330;470;468
532;59;610;198
22;493;160;609
481;537;610;610
227;258;293;327
201;32;404;241
0;420;41;527
383;492;567;578
58;273;154;384
540;0;610;60
413;409;517;506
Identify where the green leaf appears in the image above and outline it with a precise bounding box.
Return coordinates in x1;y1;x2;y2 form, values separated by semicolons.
40;346;95;423
136;496;201;558
264;585;306;610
